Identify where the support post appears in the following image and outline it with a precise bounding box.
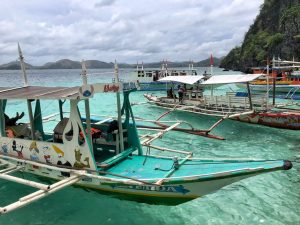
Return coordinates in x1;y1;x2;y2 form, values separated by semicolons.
27;100;35;140
272;77;276;106
115;61;124;152
266;63;269;109
0;100;6;137
81;60;92;147
58;100;64;121
246;82;253;110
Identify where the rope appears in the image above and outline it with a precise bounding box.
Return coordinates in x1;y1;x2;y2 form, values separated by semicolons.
155;163;174;171
142;146;151;165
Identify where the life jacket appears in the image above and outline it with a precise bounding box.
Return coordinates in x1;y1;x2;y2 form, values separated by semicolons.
79;128;101;140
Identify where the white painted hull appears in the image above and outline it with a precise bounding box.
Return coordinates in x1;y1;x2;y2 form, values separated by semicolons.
0;156;260;205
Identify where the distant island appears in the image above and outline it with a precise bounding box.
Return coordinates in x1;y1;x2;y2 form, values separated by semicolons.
0;57;222;70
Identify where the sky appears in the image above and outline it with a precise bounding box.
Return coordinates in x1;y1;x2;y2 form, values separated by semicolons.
0;0;264;65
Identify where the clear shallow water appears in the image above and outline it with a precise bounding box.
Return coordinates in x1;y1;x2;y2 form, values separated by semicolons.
0;68;299;225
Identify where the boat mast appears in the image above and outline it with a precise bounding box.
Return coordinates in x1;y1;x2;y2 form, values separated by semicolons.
81;60;92;148
18;43;28;87
114;61;124;153
18;44;35;139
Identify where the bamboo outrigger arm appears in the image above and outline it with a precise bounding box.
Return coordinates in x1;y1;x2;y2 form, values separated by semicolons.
0;154;160;214
204;110;255;134
141;122;181;145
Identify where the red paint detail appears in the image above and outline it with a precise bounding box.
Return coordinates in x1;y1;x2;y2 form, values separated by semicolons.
234;112;300;130
104;84;119;92
210;54;214;65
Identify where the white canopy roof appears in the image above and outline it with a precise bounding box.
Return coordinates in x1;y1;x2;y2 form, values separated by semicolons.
158;75;204;85
201;74;263;85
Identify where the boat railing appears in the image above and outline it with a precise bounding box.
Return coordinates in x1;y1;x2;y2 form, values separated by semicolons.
202;92;267;111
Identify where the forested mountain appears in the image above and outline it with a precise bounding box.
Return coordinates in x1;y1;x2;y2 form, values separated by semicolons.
220;0;300;72
0;57;221;70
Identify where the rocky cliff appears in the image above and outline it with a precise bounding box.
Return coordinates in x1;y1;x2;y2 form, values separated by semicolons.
220;0;300;72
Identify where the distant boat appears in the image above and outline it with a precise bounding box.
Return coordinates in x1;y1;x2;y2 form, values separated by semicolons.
144;74;300;130
132;61;198;91
222;68;229;71
238;58;300;95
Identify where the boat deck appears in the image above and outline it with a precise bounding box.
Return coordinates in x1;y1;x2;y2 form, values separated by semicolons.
105;155;285;181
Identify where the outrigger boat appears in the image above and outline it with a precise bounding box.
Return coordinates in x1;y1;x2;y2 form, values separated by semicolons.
144;74;300;130
0;46;293;214
132;61;198;91
238;58;300;96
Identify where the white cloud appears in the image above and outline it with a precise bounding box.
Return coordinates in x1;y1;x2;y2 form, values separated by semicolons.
0;0;264;65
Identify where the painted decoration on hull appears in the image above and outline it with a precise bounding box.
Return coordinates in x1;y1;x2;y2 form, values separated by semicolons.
236;112;300;129
0;137;94;170
110;184;190;195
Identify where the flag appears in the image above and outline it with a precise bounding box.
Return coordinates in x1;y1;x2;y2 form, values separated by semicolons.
210;54;214;66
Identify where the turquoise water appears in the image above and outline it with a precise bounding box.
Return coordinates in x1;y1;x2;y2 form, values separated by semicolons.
0;68;299;225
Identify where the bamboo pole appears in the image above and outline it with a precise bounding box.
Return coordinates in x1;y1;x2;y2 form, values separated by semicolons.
0;173;50;190
115;61;124;152
205;110;254;134
81;60;92;150
27;100;36;140
145;144;193;155
1;176;82;214
143;122;181;145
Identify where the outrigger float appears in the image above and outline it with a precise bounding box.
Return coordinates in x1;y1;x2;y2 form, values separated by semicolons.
0;46;293;214
144;74;300;130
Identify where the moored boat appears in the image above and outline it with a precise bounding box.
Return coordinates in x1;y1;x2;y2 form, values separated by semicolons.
238;58;300;95
0;46;293;214
132;61;198;91
144;74;300;130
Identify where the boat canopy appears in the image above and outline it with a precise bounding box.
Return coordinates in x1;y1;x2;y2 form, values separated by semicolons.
158;75;204;85
0;83;123;100
201;74;263;85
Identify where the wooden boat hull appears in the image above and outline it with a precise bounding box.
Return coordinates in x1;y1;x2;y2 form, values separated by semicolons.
144;94;300;130
0;154;291;206
234;111;300;130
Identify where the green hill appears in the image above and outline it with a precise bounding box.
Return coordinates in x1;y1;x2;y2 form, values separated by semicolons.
220;0;300;72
